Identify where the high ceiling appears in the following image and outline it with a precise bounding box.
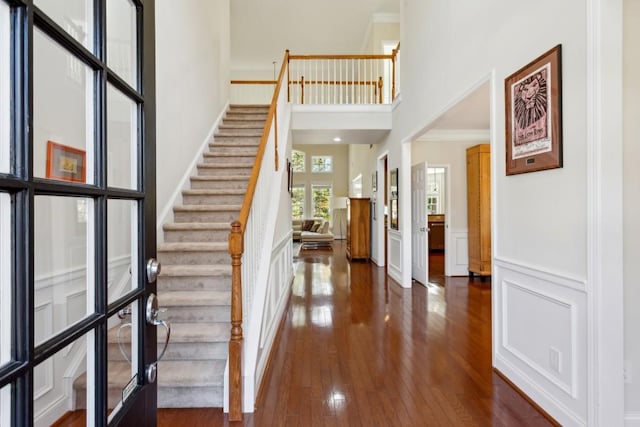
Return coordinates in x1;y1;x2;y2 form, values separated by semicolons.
230;0;400;71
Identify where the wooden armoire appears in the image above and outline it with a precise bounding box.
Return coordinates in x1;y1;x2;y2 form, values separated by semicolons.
346;198;370;261
466;144;491;277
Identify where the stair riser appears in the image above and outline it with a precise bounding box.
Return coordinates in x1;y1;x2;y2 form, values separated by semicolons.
182;193;245;205
164;306;231;323
158;275;231;291
174;210;239;223
202;155;255;165
158;250;229;265
207;145;259;154
108;342;228;362
164;228;230;242
158;386;223;408
227;109;269;114
196;165;252;176
75;385;224;410
189;179;248;190
221;120;266;128
212;136;262;144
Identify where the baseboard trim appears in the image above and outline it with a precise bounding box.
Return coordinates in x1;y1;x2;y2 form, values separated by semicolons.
493;368;561;427
627;412;640;426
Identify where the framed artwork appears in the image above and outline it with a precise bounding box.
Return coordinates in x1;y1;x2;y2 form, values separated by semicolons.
505;45;562;175
390;168;398;199
390;198;398;230
372;171;377;193
46;141;86;183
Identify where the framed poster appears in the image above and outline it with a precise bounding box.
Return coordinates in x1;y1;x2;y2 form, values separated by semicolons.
46;141;86;183
505;45;562;175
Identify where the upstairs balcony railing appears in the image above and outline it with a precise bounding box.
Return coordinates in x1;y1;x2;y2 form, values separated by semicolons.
230;44;400;105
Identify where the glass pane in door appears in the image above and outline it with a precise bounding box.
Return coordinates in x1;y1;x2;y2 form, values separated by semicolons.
34;196;93;344
0;1;9;174
33;333;90;426
0;384;9;426
33;0;94;51
107;0;137;88
107;85;138;189
107;199;138;304
33;28;94;184
0;193;10;367
106;305;138;422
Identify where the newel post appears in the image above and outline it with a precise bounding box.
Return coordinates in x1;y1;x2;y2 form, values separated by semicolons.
378;76;383;104
228;221;244;421
391;49;397;102
286;49;290;102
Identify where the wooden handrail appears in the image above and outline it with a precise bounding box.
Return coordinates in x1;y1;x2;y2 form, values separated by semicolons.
289;53;393;60
227;49;289;422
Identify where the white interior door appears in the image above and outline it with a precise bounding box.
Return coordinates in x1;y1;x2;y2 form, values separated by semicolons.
411;162;428;285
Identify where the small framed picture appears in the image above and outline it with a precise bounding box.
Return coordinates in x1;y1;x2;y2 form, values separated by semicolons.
287;159;293;194
390;168;398;199
46;141;86;183
505;45;563;175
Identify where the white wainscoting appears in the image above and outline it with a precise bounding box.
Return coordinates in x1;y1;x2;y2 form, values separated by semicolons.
33;256;131;427
627;412;640;426
493;258;588;426
388;229;402;284
255;233;294;397
447;229;468;276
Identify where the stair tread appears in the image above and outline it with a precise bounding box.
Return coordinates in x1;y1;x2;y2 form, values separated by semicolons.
197;162;253;168
229;104;269;108
160;264;231;276
163;222;232;230
108;322;229;344
75;360;226;388
158;242;227;251
160;290;231;306
182;189;246;195
174;204;242;211
203;152;255;157
191;175;249;181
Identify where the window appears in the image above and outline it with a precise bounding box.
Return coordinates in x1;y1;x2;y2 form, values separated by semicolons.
292;150;305;172
0;1;10;174
312;184;332;220
291;185;305;219
311;156;333;173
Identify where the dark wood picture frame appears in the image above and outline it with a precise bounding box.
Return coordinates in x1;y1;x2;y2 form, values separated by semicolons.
46;140;86;183
287;159;293;194
390;168;398;199
505;45;562;175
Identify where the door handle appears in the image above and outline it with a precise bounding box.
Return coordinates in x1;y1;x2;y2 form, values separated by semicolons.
145;293;171;383
146;258;161;283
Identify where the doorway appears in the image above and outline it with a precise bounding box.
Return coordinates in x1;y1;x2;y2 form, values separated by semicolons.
0;1;159;425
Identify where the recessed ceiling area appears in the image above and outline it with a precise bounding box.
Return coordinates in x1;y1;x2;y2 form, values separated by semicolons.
292;129;390;145
418;81;490;140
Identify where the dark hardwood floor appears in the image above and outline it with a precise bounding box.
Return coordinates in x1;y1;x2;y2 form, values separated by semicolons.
55;243;551;426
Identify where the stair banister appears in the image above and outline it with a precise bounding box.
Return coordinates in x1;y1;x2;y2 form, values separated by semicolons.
227;49;289;422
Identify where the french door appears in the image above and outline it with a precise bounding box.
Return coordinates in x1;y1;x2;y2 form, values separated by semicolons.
0;0;158;425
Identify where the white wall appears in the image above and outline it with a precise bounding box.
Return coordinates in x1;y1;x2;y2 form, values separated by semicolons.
156;0;230;216
623;0;640;420
364;0;624;424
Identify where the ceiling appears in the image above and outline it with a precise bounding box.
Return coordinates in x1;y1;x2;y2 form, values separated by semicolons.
230;0;399;70
292;129;390;145
423;81;491;133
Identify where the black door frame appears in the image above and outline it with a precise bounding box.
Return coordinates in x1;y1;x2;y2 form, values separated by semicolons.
0;0;157;425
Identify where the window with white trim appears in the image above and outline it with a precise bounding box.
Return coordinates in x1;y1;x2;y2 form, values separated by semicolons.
311;155;333;173
312;184;332;220
292;150;305;172
291;184;305;219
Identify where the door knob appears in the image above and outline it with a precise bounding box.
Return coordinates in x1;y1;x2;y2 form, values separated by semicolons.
146;258;161;283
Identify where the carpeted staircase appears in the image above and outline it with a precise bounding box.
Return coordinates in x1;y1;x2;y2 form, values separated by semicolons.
73;105;269;410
